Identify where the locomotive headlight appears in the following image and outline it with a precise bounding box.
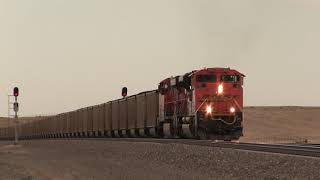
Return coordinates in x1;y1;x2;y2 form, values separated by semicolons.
218;84;223;94
230;107;236;113
206;106;213;114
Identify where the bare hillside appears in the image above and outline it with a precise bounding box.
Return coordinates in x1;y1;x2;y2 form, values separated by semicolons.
242;107;320;143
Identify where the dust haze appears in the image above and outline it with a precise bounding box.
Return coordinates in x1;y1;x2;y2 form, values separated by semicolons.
0;0;319;116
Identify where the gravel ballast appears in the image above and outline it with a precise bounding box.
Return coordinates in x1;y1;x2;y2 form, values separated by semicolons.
0;140;319;180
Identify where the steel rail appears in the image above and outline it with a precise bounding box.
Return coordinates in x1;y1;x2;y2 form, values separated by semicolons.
209;142;320;158
62;138;320;158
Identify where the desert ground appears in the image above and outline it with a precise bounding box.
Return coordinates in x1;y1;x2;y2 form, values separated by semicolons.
242;107;320;143
0;140;320;180
0;107;319;180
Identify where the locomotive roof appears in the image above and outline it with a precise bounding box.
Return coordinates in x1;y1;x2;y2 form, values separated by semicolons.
193;68;245;77
160;67;245;84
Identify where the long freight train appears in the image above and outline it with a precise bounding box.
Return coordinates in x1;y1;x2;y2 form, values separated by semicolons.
0;68;245;140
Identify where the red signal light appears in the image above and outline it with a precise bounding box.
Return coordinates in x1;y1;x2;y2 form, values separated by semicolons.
13;87;19;97
122;87;128;98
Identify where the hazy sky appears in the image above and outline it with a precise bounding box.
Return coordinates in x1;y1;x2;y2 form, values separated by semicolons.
0;0;320;116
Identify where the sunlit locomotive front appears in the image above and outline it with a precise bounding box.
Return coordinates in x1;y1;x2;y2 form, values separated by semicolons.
159;68;245;140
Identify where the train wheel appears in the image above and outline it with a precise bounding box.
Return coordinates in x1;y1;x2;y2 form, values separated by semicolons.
197;129;208;140
121;130;128;138
148;128;157;137
182;124;194;138
163;123;173;138
113;130;120;138
130;129;137;137
138;129;146;137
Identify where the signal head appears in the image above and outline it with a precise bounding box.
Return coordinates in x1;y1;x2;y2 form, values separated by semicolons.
13;87;19;97
122;87;128;98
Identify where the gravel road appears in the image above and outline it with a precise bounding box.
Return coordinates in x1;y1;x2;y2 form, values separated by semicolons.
0;140;319;180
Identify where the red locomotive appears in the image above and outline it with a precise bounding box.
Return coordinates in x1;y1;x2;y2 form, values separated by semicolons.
158;67;245;140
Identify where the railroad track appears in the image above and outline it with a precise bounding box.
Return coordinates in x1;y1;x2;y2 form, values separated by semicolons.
18;137;320;158
210;142;320;158
65;138;320;158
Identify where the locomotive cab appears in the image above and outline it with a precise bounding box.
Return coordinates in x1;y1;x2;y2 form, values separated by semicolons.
193;68;244;139
159;67;245;140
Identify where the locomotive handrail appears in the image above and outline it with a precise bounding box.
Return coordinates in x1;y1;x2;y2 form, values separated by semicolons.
193;97;209;137
196;97;209;113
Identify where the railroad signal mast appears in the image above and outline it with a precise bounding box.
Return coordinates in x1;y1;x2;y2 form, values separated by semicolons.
13;87;19;145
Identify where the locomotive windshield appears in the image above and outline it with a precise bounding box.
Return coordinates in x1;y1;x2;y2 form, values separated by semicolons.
196;75;217;83
221;75;240;83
